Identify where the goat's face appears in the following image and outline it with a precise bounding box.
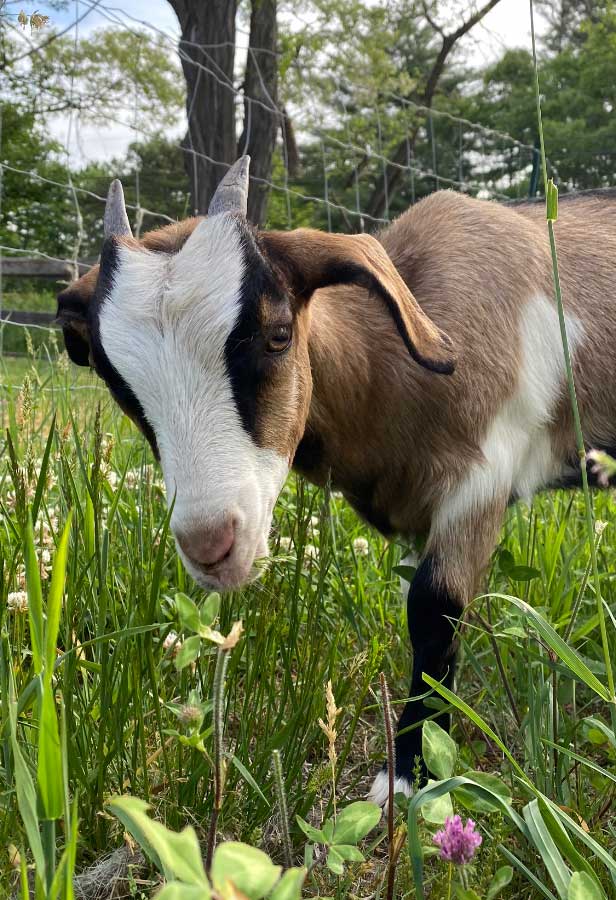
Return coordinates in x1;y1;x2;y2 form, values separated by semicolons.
58;170;456;592
59;214;314;589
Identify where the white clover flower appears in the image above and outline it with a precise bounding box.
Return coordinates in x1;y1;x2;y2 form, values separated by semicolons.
40;549;51;565
7;591;28;613
278;535;293;552
353;537;369;557
125;470;139;489
106;470;118;489
163;631;180;656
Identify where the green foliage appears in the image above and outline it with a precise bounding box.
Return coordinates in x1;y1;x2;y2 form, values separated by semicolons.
470;6;616;191
110;796;306;898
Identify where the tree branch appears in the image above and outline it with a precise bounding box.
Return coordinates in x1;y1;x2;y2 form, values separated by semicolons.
367;0;504;219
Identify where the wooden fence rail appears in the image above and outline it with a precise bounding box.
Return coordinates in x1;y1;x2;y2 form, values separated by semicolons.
1;310;57;327
1;257;94;278
0;256;97;337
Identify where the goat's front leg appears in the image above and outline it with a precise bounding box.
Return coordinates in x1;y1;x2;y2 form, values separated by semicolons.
369;494;508;804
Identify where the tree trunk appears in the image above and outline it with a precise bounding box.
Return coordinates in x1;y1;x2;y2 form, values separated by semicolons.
168;0;239;215
168;0;279;225
237;0;278;225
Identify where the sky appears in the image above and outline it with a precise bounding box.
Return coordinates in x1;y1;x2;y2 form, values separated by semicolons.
8;0;547;164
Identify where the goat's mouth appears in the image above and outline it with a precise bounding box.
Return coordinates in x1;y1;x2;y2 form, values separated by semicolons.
178;535;269;592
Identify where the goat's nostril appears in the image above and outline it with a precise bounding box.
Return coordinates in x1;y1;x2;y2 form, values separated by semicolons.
177;520;236;568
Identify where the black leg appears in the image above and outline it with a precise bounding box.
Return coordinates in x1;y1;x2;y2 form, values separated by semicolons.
394;553;464;785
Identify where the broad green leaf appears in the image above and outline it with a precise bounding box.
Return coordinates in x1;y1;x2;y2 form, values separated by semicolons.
583;717;616;748
498;549;515;573
200;593;221;627
523;800;571;899
199;625;226;645
175;635;202;671
331;801;381;845
175;592;201;633
422;720;457;780
326;846;344;875
296;816;325;843
421;780;453;824
211;843;281;899
487;866;514;900
455;770;512;814
269;868;306;900
322;819;334;843
332;844;364;862
485;594;611;702
507;565;541;582
109;796;207;886
568;872;604;900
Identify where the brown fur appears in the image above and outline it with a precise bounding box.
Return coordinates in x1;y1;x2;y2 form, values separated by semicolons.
58;191;616;601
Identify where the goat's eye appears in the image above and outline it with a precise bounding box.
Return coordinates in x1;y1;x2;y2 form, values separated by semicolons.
266;324;292;354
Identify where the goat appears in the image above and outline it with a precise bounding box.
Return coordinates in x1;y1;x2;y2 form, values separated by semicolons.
57;157;616;802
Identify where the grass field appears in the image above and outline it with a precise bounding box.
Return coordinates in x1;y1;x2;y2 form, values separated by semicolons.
1;342;615;900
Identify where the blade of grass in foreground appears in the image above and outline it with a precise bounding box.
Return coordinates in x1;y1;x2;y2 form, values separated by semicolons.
529;0;616;729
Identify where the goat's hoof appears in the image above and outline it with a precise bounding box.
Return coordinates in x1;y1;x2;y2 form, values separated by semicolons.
367;768;413;813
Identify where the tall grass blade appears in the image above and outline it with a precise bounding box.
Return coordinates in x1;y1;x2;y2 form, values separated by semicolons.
483;593;610;701
8;671;46;881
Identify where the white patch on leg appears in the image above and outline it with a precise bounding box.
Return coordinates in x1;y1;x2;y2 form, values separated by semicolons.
434;294;584;529
368;769;413;809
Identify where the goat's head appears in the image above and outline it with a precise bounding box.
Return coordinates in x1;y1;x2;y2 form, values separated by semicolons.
57;158;455;590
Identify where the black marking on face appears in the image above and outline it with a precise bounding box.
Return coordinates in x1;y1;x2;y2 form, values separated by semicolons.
224;220;292;441
88;238;159;459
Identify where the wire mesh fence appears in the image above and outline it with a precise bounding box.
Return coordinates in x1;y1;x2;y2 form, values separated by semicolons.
1;0;542;374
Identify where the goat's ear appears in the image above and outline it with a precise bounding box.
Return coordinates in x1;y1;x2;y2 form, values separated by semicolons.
261;229;456;375
56;264;99;367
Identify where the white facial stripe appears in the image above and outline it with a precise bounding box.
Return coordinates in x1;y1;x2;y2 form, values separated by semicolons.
435;294;584;529
98;215;290;588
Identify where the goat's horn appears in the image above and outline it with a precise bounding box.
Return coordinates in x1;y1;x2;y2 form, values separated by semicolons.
208;155;250;217
104;179;132;239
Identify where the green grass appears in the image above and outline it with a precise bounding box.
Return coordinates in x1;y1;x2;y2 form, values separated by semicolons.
1;345;615;899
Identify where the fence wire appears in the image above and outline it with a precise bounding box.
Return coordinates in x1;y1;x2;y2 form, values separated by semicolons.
2;3;540;381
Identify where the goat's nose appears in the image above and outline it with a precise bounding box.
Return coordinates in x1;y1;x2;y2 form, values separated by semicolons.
177;520;236;568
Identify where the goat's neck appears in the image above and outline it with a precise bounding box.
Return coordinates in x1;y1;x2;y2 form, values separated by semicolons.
295;284;431;535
